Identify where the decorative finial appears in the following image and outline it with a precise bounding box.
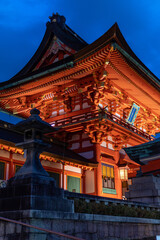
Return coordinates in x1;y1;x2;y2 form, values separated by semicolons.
47;13;66;27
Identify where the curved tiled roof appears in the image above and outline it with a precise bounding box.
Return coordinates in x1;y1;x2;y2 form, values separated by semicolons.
0;119;97;167
123;137;160;164
0;18;159;91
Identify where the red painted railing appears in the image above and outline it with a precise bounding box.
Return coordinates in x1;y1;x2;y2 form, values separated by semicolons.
51;110;153;140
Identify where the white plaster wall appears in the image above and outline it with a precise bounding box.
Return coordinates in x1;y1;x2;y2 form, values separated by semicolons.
73;104;80;112
59;109;65;115
127;144;132;147
78;151;93;159
65;165;82;173
85;170;95;193
101;141;106;147
82;140;92;148
52;111;57;117
41;161;62;169
108;135;112;141
82;102;90;109
0;150;9;159
12;153;25;162
70;142;80;150
108;143;114;150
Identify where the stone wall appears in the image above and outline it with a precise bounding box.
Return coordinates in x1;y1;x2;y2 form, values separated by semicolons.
0;210;160;240
126;175;160;205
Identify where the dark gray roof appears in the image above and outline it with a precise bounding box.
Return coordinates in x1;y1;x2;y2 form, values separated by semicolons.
0;119;97;166
123;138;160;164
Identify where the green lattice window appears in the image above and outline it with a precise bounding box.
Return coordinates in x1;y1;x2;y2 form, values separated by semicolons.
67;176;80;193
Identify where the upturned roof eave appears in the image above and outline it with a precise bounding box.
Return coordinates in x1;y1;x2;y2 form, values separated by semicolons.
0;15;88;90
12;15;88;77
112;43;160;91
0;56;74;91
73;23;160;88
123;138;160;164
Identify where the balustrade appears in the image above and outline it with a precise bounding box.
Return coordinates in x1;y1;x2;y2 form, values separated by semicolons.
51;110;153;140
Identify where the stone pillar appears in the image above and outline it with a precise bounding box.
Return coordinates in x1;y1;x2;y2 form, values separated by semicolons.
0;109;74;239
126;175;160;205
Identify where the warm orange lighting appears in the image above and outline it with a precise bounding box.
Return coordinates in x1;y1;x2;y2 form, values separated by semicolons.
119;167;128;181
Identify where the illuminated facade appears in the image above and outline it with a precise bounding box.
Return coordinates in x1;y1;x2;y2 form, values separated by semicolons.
0;14;159;199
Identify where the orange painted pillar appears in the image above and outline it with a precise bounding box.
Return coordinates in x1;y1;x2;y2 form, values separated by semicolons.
94;143;102;196
114;150;122;199
62;163;65;189
9;152;14;179
82;169;86;194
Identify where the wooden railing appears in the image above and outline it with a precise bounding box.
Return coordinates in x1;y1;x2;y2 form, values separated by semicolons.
51;110;153;140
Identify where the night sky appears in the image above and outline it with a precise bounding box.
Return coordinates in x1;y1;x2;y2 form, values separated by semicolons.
0;0;159;137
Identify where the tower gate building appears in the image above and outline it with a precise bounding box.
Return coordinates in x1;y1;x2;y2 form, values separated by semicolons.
0;14;159;199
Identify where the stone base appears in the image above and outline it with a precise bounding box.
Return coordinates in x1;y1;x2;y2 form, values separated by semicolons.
0;233;48;240
126;175;160;205
0;174;74;212
0;210;66;240
0;210;160;240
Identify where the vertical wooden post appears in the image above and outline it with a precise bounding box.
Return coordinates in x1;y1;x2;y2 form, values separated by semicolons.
114;150;120;164
94;143;102;196
9;152;14;179
82;169;86;194
114;150;122;199
62;163;65;189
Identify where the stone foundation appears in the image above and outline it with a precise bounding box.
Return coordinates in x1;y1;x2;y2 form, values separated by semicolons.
0;210;160;240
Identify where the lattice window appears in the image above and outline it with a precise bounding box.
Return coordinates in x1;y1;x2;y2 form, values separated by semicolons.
102;164;115;189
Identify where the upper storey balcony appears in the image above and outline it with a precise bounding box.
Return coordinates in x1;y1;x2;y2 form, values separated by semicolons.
50;110;153;141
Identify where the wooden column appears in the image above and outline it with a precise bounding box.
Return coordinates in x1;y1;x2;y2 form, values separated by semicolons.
82;169;86;194
9;152;14;179
62;163;65;189
114;150;122;199
114;150;120;164
94;143;102;196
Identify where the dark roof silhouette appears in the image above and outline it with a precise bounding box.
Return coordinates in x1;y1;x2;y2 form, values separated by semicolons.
0;15;159;91
123;137;160;164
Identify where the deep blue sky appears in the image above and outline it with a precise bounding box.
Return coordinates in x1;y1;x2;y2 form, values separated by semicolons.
0;0;159;137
